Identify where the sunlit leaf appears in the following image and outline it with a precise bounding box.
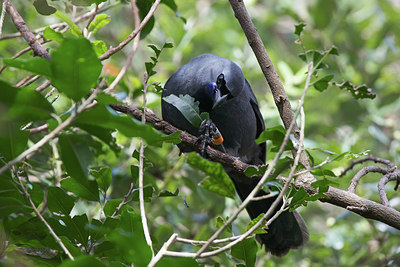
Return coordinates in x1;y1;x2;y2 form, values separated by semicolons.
51;37;102;101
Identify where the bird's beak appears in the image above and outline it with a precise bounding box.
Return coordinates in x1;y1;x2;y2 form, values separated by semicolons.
212;89;228;109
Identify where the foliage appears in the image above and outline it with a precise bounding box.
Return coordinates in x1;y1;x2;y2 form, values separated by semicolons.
0;0;399;266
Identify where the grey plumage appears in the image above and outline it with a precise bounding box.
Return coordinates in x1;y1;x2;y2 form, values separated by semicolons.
161;53;308;256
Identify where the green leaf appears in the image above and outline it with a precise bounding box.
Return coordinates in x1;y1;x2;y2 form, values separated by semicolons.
344;150;370;160
158;188;179;197
43;27;64;43
311;168;337;177
60;177;99;201
60;255;106;267
28;183;44;207
96;93;123;105
59;236;83;257
0;173;29;217
47;187;75;215
247;213;268;235
54;11;82;37
294;23;306;36
74;105;165;146
299;46;339;71
157;257;199;267
137;0;155;39
0;122;29;162
289;187;312;209
103;199;123;217
88;14;110;35
93;40;108;57
90;167;112;192
0;82;54;123
312;74;334;92
154;131;182;145
311;178;339;193
61;214;90;247
50;37;102;101
132;185;154;202
187;153;236;199
256;125;294;152
216;216;232;233
59;133;93;182
148;44;161;58
244;165;267;177
163;94;205;127
33;0;56;15
107;211;152;266
76;124;120;154
334;81;376;100
3;58;51;77
231;238;258;267
270;157;294;179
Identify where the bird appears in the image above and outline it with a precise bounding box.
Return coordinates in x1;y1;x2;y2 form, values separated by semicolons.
161;53;309;256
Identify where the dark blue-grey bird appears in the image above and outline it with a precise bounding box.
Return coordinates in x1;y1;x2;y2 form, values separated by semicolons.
161;53;309;256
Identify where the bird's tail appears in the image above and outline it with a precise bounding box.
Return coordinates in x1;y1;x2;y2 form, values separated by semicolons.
227;170;309;257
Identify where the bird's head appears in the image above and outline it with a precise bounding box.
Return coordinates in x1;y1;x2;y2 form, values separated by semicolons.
205;73;232;109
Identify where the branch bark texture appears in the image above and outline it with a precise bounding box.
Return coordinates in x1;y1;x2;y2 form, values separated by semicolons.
3;0;51;60
110;104;400;230
227;0;400;230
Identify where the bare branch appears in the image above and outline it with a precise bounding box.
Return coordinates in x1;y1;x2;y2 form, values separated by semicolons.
378;170;400;206
4;0;50;60
109;103;400;230
341;155;395;177
0;0;7;37
99;0;161;60
104;0;141;93
148;234;178;267
347;166;387;193
138;3;153;253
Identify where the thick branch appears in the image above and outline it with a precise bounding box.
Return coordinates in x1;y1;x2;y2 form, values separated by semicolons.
109;104;400;230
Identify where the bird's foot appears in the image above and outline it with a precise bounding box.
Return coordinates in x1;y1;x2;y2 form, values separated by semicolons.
196;120;226;157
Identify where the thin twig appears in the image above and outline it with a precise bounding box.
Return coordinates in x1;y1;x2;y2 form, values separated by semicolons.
99;0;161;60
15;168;74;260
347;166;387;193
293;156;330;177
36;80;51;92
139;71;154;255
148;234;178;267
340;155;395;177
0;0;8;37
176;235;243;245
104;0;141;93
83;4;98;38
15;74;36;87
0;1;112;41
112;183;135;217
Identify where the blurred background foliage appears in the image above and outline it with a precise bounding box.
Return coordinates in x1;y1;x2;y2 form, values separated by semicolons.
1;0;400;266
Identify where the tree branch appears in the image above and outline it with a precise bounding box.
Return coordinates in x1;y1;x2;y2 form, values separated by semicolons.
109;103;400;230
3;0;50;60
98;0;161;60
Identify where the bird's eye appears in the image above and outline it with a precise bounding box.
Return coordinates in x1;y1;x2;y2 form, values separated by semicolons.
206;82;217;98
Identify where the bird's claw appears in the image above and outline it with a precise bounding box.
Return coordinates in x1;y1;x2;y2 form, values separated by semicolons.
196;119;226;157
